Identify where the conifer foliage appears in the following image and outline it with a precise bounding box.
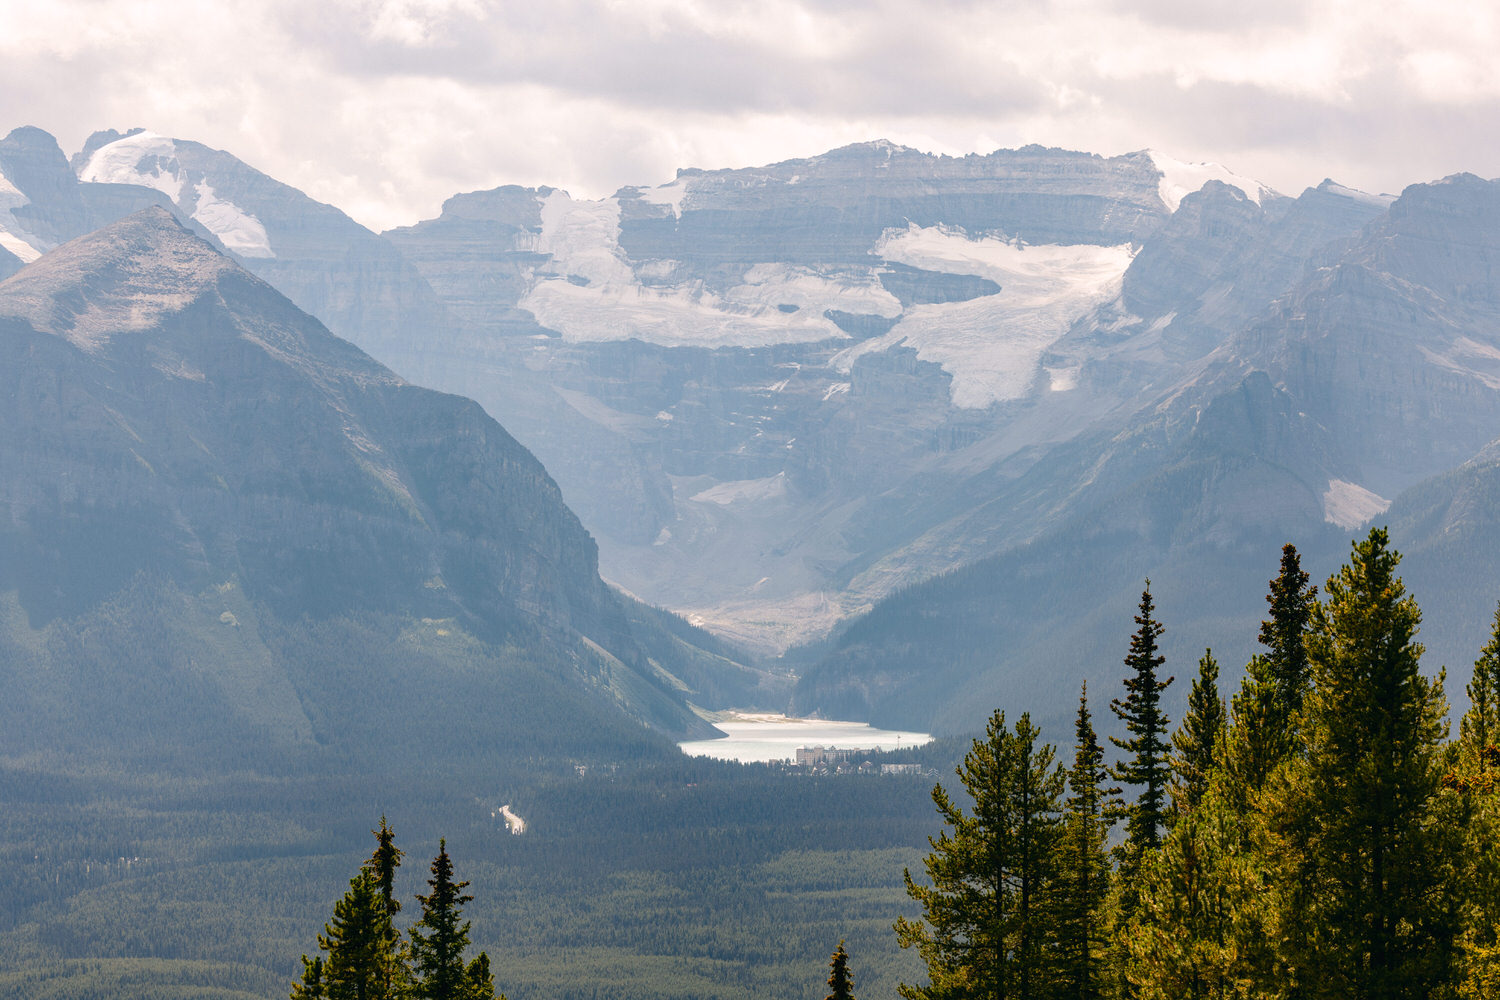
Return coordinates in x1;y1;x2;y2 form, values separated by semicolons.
291;825;500;1000
896;710;1065;1000
897;529;1500;1000
1170;649;1224;817
1272;529;1456;998
1056;684;1116;1000
1109;584;1173;911
825;940;855;1000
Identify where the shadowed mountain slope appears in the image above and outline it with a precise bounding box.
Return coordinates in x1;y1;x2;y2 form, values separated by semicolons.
0;209;766;770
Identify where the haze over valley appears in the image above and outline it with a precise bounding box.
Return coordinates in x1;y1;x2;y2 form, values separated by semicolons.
5;12;1500;993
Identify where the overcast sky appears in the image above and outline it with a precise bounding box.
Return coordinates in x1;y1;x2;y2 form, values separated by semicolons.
3;0;1498;231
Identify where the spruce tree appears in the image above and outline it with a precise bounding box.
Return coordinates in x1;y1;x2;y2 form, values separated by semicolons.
1226;545;1317;795
896;710;1066;1000
368;816;403;918
1259;542;1315;712
1271;528;1457;999
290;955;326;1000
317;870;400;1000
1110;583;1174;914
411;840;476;1000
826;940;855;1000
1171;649;1225;818
1056;684;1117;1000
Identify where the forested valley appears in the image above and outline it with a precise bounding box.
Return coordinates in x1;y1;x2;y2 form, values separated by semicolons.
268;527;1499;1000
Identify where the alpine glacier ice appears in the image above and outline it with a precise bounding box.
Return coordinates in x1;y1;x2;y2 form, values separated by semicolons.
79;132;275;259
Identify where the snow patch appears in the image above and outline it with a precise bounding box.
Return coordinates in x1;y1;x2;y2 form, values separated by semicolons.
822;381;851;401
1321;181;1395;208
535;190;635;285
690;473;788;506
79;134;275;259
0;228;42;263
1046;366;1080;391
192;181;273;258
636;178;691;219
521;192;896;348
1322;479;1390;530
841;227;1135;408
79;131;185;202
0;170;44;262
1147;151;1271;212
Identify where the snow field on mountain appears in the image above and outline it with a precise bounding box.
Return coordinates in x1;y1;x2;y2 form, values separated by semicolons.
1147;150;1271;211
0;170;42;262
192;181;273;258
837;226;1135;408
1322;479;1390;529
79;132;275;259
521;190;898;347
80;131;185;200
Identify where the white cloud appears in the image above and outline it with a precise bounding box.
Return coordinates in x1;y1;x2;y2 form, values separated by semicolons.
1;0;1498;231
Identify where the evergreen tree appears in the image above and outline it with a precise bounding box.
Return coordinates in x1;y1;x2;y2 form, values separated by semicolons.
1270;528;1458;999
826;940;855;1000
1123;785;1256;1000
318;870;400;1000
411;840;476;1000
1453;604;1500;997
1225;545;1317;796
1459;602;1500;783
1110;583;1174;914
1171;650;1225;818
1259;543;1315;712
896;710;1066;1000
464;952;499;1000
1056;684;1117;1000
291;955;327;1000
368;816;404;918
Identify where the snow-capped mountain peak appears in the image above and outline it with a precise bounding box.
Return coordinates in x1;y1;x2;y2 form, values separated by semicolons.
77;131;275;259
1146;150;1273;211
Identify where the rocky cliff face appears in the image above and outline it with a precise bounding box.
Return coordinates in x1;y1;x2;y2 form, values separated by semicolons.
0;209;739;755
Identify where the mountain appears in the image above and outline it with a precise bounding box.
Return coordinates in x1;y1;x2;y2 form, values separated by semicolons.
378;143;1389;652
791;174;1500;734
0;208;764;771
12;124;1491;736
0;126;179;278
68;128;464;365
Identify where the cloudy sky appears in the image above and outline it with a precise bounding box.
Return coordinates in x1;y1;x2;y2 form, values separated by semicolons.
2;0;1497;231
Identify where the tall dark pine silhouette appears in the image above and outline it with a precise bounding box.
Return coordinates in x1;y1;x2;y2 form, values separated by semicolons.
411;840;477;1000
1057;684;1116;1000
1228;544;1318;795
315;870;399;1000
368;817;404;918
1259;543;1316;711
826;940;855;1000
1110;583;1173;918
